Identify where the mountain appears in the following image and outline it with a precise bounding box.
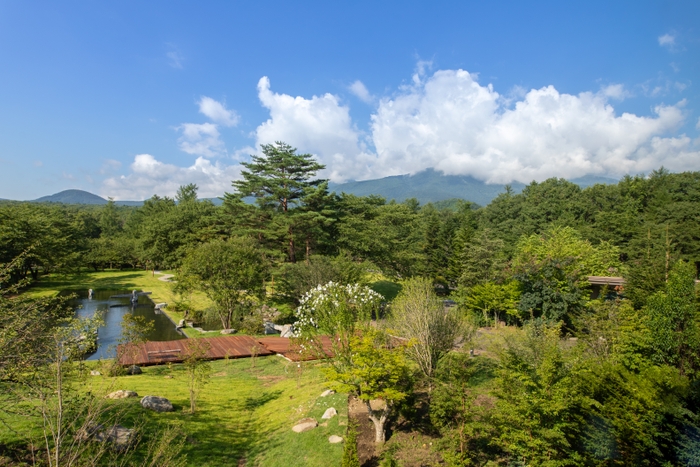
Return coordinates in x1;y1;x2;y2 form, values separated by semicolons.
329;169;618;205
23;171;619;207
34;189;108;205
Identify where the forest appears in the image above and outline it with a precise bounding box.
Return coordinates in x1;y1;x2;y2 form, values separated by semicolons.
1;142;700;466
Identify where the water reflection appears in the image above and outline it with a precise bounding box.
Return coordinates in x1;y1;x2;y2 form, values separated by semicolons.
69;289;185;360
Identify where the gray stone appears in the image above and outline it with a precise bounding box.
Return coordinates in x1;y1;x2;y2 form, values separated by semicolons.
292;417;318;433
322;407;337;419
154;302;167;310
274;324;295;338
140;395;174;412
90;370;101;376
95;424;133;452
106;390;138;399
177;319;185;328
220;329;236;335
126;365;142;375
320;389;335;397
328;435;343;444
263;321;279;335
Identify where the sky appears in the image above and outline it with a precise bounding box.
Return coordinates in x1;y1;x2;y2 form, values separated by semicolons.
0;0;699;200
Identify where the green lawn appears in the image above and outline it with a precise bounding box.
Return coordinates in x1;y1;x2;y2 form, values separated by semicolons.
0;357;347;467
27;269;212;338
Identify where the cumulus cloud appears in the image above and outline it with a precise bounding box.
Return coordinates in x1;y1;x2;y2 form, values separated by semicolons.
349;80;373;103
251;68;698;184
177;123;226;158
658;33;676;48
101;154;240;200
198;96;239;126
255;76;376;181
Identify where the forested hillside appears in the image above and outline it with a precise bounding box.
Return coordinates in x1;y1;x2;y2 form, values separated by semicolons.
1;144;700;465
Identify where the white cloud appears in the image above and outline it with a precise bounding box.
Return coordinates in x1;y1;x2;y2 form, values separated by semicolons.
255;76;376;182
101;154;241;200
177;122;226;158
166;44;184;69
349;80;373;103
369;69;694;183
658;33;676;48
600;83;631;100
198;96;239;127
251;68;698;184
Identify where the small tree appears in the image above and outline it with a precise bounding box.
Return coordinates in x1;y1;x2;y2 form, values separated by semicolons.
183;339;212;414
325;328;413;444
390;277;462;382
294;281;383;358
180;237;267;330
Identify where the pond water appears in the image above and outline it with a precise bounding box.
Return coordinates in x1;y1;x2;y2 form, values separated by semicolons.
69;289;185;360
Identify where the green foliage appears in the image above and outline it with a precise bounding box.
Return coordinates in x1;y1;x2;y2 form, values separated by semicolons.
275;253;368;302
324;328;413;443
184;339;212;413
644;260;700;376
456;281;520;326
180;237;268;329
341;422;361;467
390;277;463;380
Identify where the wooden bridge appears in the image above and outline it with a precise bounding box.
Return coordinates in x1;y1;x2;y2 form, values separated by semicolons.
117;335;335;366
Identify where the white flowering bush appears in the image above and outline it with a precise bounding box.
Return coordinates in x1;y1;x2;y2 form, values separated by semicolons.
293;282;384;339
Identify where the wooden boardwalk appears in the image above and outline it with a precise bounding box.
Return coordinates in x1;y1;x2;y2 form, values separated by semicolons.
117;335;335;366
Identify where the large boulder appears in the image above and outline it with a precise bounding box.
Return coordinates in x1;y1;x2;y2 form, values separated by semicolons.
140;395;174;412
95;424;133;452
106;390;138;399
322;407;338;419
126;365;142;375
263;321;278;335
292;417;318;433
220;329;236;335
274;324;295;338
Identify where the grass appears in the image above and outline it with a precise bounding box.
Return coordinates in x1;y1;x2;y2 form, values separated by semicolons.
26;269;213;338
0;357;347;467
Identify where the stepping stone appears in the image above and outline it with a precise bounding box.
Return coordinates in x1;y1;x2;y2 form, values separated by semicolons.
322;407;337;419
90;370;101;376
329;435;343;444
292;417;318;433
320;389;335;397
106;390;138;399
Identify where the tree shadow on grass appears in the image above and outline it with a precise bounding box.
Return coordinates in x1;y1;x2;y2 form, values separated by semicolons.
243;390;283;411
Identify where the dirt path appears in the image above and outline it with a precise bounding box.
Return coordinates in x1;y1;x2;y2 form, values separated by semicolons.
348;396;378;466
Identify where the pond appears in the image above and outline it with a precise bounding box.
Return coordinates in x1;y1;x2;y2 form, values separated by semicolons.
69;289;186;360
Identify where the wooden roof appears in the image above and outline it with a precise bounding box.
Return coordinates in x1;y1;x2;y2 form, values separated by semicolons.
587;276;625;286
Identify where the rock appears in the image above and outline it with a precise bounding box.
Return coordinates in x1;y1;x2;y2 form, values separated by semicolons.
95;424;133;452
140;395;174;412
292;417;318;433
220;329;236;335
177;319;185;328
322;407;337;419
154;302;167;310
328;435;343;444
90;370;102;376
274;324;295;338
320;389;335;397
106;390;138;399
263;321;278;335
126;365;142;375
164;375;173;379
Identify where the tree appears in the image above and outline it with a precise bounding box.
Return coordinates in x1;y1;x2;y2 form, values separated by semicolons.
183;339;212;414
180;237;267;330
457;281;520;326
644;260;700;376
293;281;383;357
389;277;462;382
324;328;413;444
228;142;326;262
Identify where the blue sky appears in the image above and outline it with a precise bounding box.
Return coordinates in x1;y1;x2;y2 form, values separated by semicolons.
1;0;698;200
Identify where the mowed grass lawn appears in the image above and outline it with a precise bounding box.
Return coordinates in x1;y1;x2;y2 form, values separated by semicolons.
26;269;212;337
1;356;347;467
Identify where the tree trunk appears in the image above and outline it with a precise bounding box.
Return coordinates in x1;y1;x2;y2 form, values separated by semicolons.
305;235;311;265
365;401;390;444
288;226;296;263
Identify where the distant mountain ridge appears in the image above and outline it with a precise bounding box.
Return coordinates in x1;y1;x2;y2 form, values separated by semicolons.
19;170;619;207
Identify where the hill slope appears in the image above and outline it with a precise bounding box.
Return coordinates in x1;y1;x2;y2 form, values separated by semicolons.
34;189;108;205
